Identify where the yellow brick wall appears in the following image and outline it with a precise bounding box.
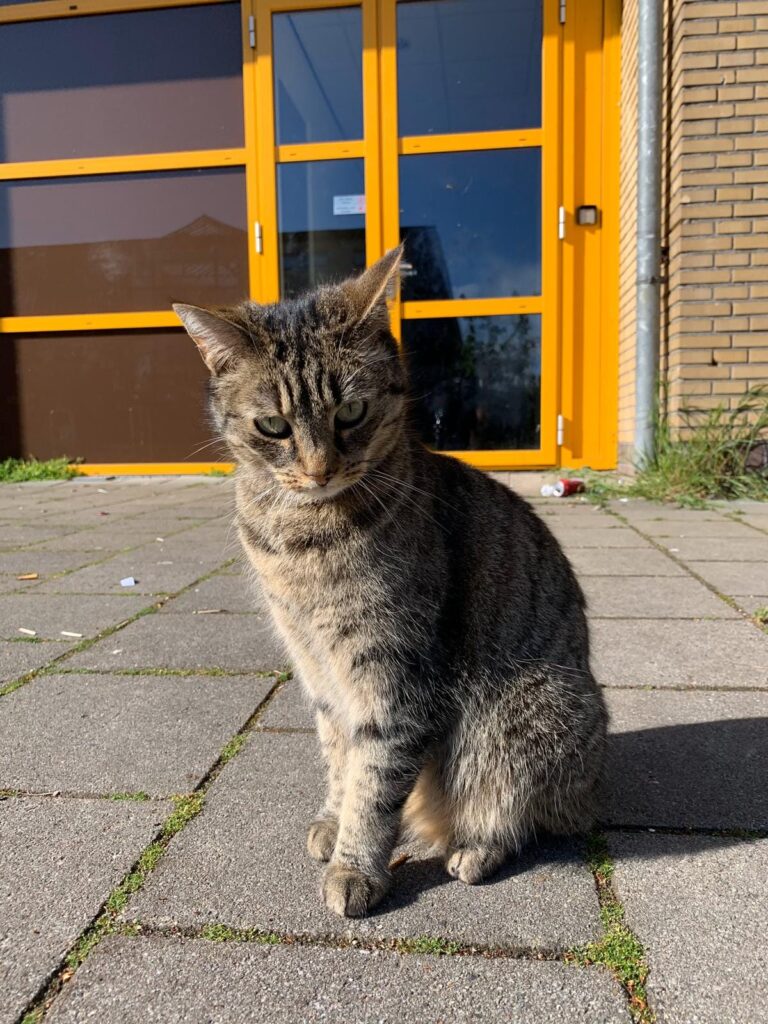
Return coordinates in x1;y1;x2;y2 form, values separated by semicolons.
618;0;767;460
668;0;768;422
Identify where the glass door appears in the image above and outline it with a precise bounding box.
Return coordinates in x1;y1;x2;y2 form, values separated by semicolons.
253;0;561;469
380;0;561;469
253;0;382;301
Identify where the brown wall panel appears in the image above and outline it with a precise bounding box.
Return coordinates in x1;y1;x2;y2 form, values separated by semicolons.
0;331;226;463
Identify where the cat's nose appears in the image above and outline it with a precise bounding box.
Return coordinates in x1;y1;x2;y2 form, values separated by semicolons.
304;470;331;487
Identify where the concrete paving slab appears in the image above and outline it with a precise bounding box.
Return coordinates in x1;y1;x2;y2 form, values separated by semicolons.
47;935;629;1024
631;518;754;538
608;501;726;520
0;523;84;550
734;513;768;533
583;576;736;619
657;535;768;562
685;560;768;598
566;548;684;576
161;572;263;613
0;640;71;686
128;732;602;950
731;594;768;616
257;680;315;730
27;526;179;554
66;612;285;673
0;673;274;796
0;551;107;584
590;618;768;688
610;833;768;1024
605;689;768;829
0;593;150;641
0;797;169;1024
553;527;654;549
35;554;223;596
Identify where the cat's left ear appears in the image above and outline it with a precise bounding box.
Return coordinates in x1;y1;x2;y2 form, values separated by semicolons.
341;244;403;328
173;304;250;376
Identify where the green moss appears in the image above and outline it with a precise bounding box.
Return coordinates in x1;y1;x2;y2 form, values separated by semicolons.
109;792;151;802
570;833;654;1024
219;733;246;764
0;457;77;483
394;936;461;956
201;924;281;944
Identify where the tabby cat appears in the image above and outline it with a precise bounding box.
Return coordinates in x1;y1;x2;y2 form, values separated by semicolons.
174;247;607;918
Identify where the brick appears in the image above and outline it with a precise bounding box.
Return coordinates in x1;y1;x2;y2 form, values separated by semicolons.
716;152;753;166
737;32;768;47
715;349;749;362
681;18;720;37
737;99;768;115
718;50;754;66
737;1;768;13
717;84;754;100
715;185;753;199
687;1;736;14
718;117;755;132
682;100;732;118
718;16;757;32
684;34;737;52
715;251;750;265
715;218;752;232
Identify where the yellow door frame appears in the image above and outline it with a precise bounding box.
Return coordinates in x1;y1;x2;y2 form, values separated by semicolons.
0;0;620;475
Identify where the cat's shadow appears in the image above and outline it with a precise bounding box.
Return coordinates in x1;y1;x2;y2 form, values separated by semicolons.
366;714;768;913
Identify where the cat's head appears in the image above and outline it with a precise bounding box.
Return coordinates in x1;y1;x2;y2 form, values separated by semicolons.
174;246;407;501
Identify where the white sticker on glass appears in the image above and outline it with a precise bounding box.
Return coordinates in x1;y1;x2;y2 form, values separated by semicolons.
333;194;366;216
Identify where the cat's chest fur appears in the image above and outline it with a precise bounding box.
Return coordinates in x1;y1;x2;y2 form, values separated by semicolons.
241;528;398;731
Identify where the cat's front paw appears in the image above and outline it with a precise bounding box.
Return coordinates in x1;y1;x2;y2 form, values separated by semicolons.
307;818;338;862
321;863;388;918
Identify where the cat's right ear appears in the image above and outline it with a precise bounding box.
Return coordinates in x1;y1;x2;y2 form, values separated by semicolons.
173;304;249;376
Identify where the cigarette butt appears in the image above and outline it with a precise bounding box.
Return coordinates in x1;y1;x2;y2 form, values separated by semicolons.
388;853;410;871
60;631;83;638
194;608;223;615
18;628;37;637
17;573;39;581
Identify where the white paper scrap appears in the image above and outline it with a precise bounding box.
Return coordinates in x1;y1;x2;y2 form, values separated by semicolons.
120;577;137;587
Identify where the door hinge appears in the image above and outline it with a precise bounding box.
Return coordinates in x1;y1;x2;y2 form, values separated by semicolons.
558;206;566;241
248;14;256;48
254;221;263;254
556;414;564;447
559;0;566;24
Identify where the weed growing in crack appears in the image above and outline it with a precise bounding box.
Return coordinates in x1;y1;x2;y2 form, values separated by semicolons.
568;833;654;1024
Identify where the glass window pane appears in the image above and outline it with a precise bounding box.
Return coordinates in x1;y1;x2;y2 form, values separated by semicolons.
0;4;243;162
1;331;220;462
397;0;542;136
0;169;248;316
399;149;541;301
403;315;542;451
273;7;363;145
278;159;366;299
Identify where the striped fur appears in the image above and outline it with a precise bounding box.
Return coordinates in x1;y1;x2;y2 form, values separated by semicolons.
175;249;607;918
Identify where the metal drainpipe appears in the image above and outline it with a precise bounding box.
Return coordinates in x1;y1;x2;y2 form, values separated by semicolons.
634;0;663;467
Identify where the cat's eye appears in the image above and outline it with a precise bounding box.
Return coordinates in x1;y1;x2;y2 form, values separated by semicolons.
335;400;367;429
254;415;292;439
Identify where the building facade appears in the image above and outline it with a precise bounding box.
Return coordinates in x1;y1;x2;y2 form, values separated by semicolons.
0;0;764;473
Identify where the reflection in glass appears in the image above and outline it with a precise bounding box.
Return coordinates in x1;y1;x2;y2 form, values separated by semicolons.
1;331;220;462
0;170;248;316
278;159;366;299
273;7;363;145
399;149;541;301
397;0;542;136
0;4;243;162
403;315;541;450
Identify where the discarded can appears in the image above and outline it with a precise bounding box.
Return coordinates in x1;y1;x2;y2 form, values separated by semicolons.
540;478;586;498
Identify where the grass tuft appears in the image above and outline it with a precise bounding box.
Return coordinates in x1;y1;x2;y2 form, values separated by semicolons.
109;792;151;803
574;386;768;508
569;834;654;1024
219;733;247;764
393;936;461;956
0;458;78;483
201;924;281;944
754;606;768;627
